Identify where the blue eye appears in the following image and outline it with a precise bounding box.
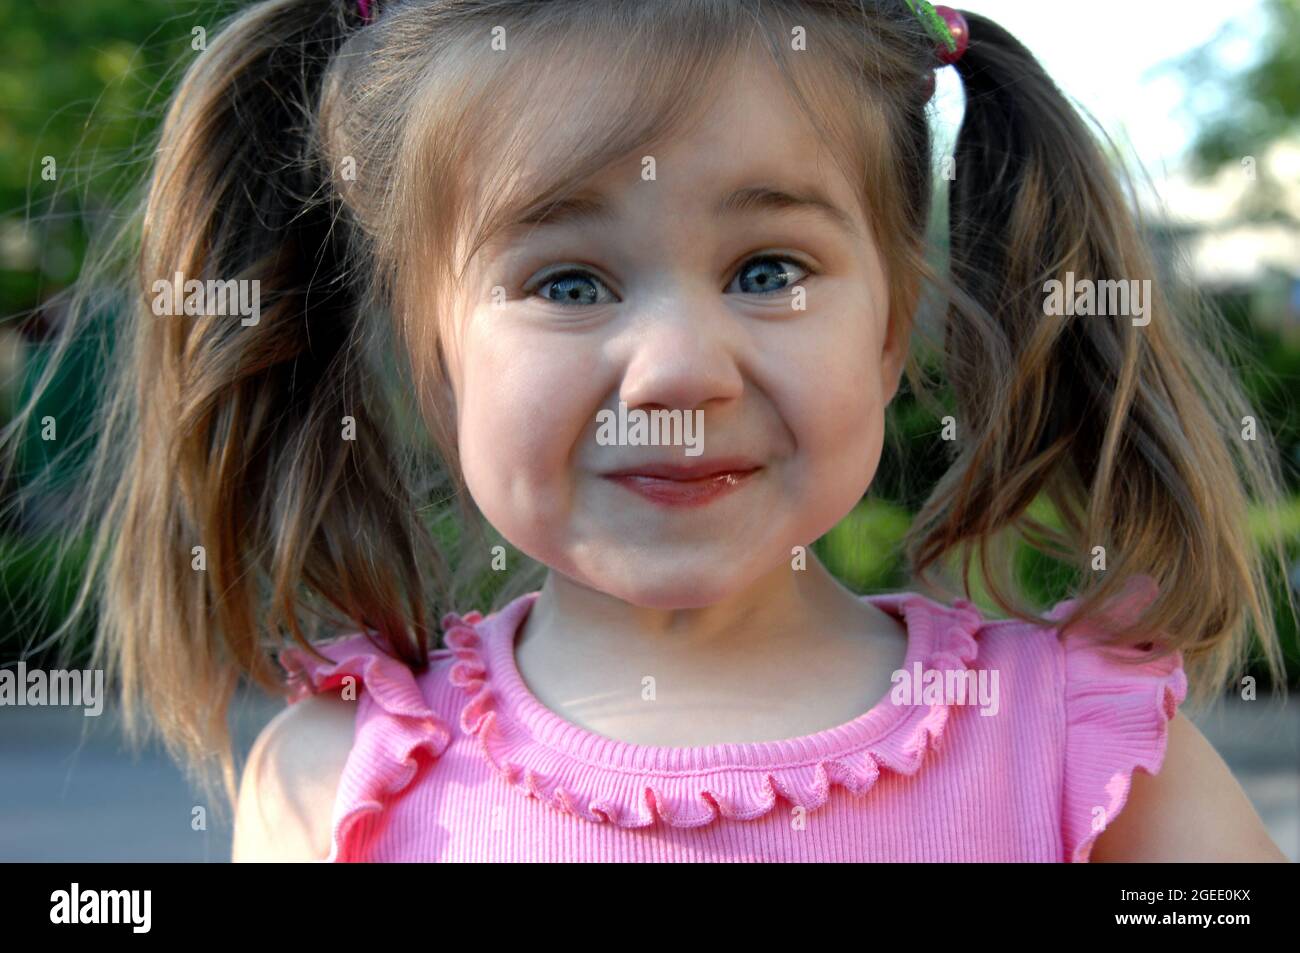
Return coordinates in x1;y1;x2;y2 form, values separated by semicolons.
525;254;812;306
533;270;616;306
730;255;809;295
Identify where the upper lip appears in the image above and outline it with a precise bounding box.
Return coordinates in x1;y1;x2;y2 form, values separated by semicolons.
602;458;763;480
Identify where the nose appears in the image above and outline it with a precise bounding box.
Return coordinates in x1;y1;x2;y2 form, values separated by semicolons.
615;296;745;413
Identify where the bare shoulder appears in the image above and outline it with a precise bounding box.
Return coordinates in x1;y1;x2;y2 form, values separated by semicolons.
232;692;358;862
1091;711;1288;862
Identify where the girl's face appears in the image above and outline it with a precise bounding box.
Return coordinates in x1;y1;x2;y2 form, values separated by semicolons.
447;53;906;609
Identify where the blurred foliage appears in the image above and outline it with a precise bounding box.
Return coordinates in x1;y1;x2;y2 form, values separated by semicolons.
0;532;95;666
816;498;913;593
12;301;114;486
0;0;211;319
1217;288;1300;486
1182;0;1300;175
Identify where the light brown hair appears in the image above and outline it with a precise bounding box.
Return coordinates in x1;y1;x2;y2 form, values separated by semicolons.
3;0;1293;809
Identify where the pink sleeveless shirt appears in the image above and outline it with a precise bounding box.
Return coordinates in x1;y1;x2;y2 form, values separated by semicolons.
277;576;1186;862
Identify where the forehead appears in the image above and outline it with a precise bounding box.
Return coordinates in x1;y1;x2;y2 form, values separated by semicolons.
456;37;865;263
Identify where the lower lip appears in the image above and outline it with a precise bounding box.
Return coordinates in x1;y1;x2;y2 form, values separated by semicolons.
604;469;760;508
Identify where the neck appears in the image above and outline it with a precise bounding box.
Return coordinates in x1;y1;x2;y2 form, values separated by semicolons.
511;556;911;746
525;555;851;657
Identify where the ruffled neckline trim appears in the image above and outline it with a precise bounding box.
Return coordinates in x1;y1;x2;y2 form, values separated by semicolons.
441;590;984;828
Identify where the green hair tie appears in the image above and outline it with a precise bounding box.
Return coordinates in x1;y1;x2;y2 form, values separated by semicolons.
903;0;964;59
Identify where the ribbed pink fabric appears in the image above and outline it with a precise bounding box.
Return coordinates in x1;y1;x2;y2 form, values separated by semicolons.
278;575;1187;862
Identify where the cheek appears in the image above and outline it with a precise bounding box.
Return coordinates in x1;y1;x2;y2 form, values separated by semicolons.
791;280;889;437
453;310;594;527
798;336;886;501
776;280;891;519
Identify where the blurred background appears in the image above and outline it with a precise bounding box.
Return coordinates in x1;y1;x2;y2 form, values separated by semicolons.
0;0;1297;860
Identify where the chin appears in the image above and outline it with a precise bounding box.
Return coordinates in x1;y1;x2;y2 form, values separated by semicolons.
581;557;759;610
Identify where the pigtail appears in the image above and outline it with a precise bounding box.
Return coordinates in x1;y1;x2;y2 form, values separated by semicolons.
905;11;1293;702
8;0;447;808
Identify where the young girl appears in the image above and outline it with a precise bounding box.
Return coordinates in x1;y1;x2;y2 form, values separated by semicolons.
11;0;1293;862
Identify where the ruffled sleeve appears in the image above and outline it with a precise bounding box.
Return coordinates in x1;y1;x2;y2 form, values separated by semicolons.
277;634;452;862
1052;575;1189;862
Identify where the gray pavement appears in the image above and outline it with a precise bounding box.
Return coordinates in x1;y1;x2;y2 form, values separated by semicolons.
1;688;1296;861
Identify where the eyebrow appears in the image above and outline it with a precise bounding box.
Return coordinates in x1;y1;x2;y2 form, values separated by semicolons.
505;183;863;241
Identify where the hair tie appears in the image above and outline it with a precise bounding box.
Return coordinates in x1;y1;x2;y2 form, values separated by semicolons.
357;0;374;23
932;6;970;64
904;1;970;65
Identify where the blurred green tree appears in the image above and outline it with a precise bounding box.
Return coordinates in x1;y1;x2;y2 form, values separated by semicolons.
0;0;213;319
1181;0;1300;174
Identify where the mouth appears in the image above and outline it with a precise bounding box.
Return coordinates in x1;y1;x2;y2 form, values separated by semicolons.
602;459;763;508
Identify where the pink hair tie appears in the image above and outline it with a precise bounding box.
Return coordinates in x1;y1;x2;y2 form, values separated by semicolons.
932;6;970;65
913;3;968;100
357;0;374;23
904;1;969;65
